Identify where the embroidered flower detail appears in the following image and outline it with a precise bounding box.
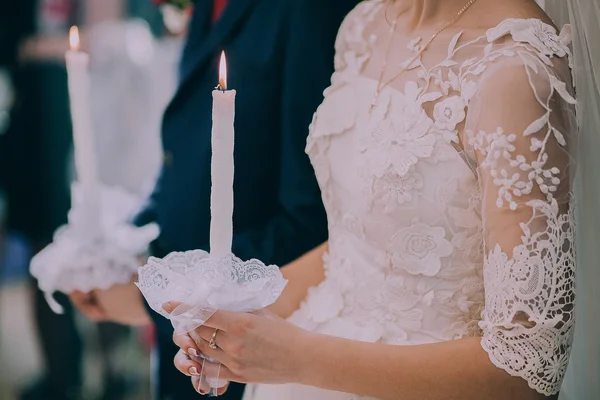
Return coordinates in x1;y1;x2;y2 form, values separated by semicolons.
378;277;422;311
335;1;383;74
361;88;436;178
371;277;423;343
373;168;423;213
468;126;563;210
460;79;478;103
426;135;459;165
433;96;466;133
543;353;569;384
342;213;365;238
390;223;453;276
486;19;570;58
436;178;459;210
408;37;423;53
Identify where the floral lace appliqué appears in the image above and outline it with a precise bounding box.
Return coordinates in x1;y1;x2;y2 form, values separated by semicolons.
360;86;436;178
372;168;423;213
389;223;454;277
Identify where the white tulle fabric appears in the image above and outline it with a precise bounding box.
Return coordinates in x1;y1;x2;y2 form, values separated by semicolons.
246;1;576;399
30;183;160;313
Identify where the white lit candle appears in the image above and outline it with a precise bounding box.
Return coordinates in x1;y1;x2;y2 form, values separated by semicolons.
65;26;100;234
210;51;236;258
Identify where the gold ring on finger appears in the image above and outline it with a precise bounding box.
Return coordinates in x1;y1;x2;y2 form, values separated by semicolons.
208;329;219;350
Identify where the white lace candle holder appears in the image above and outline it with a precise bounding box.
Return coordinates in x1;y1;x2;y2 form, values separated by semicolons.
31;183;160;313
136;250;287;393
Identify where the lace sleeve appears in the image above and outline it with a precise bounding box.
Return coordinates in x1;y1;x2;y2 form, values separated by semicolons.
465;51;577;395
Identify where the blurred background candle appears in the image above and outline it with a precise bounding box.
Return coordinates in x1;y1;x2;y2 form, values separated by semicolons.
65;26;101;235
210;51;236;258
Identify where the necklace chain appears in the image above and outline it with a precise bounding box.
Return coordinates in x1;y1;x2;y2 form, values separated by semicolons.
371;0;479;111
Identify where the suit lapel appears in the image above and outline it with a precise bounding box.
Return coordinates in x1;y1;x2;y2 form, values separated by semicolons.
179;0;255;87
179;0;212;73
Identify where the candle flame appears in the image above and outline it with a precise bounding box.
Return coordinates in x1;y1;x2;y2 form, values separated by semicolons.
219;51;227;90
69;26;80;51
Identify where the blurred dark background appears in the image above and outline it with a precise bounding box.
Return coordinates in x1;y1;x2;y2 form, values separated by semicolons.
0;1;184;399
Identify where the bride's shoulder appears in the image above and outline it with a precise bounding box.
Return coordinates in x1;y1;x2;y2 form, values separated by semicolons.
455;4;572;74
471;1;568;57
459;19;575;132
486;18;570;50
339;0;386;27
457;1;569;63
461;17;573;98
348;0;385;14
478;17;573;86
332;0;385;54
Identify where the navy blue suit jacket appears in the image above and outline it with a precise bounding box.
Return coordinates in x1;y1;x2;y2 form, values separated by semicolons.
135;0;360;399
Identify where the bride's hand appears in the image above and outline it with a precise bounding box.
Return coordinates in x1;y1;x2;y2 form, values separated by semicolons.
166;303;312;385
173;348;230;395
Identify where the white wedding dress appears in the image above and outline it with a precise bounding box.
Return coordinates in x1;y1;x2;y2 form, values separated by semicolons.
245;1;576;399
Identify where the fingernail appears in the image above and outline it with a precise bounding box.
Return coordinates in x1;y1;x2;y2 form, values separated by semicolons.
188;348;199;357
189;367;200;376
162;302;173;312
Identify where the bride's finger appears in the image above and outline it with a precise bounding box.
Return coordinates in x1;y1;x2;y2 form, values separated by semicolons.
172;332;201;358
162;301;181;314
190;369;231;396
193;331;227;362
216;385;230;396
202;309;257;332
201;358;238;383
193;324;231;346
191;375;212;395
174;349;203;377
190;325;232;351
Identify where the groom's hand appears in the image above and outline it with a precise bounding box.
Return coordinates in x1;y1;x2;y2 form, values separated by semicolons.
95;283;151;326
69;290;108;322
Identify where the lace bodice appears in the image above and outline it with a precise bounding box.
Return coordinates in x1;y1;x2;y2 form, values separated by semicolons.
294;1;576;396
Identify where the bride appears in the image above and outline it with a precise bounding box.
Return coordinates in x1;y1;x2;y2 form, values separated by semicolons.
168;0;598;398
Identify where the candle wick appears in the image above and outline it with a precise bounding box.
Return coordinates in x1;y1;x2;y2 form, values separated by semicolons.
216;84;227;92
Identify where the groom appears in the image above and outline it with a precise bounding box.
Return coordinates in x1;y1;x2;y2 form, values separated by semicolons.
84;1;360;399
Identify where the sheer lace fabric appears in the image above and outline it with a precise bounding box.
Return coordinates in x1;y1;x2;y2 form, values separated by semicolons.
245;2;576;399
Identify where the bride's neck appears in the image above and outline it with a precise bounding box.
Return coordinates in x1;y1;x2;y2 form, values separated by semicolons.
391;0;476;31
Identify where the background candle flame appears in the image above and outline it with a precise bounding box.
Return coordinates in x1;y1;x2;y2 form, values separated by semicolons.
69;26;80;51
219;51;227;90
